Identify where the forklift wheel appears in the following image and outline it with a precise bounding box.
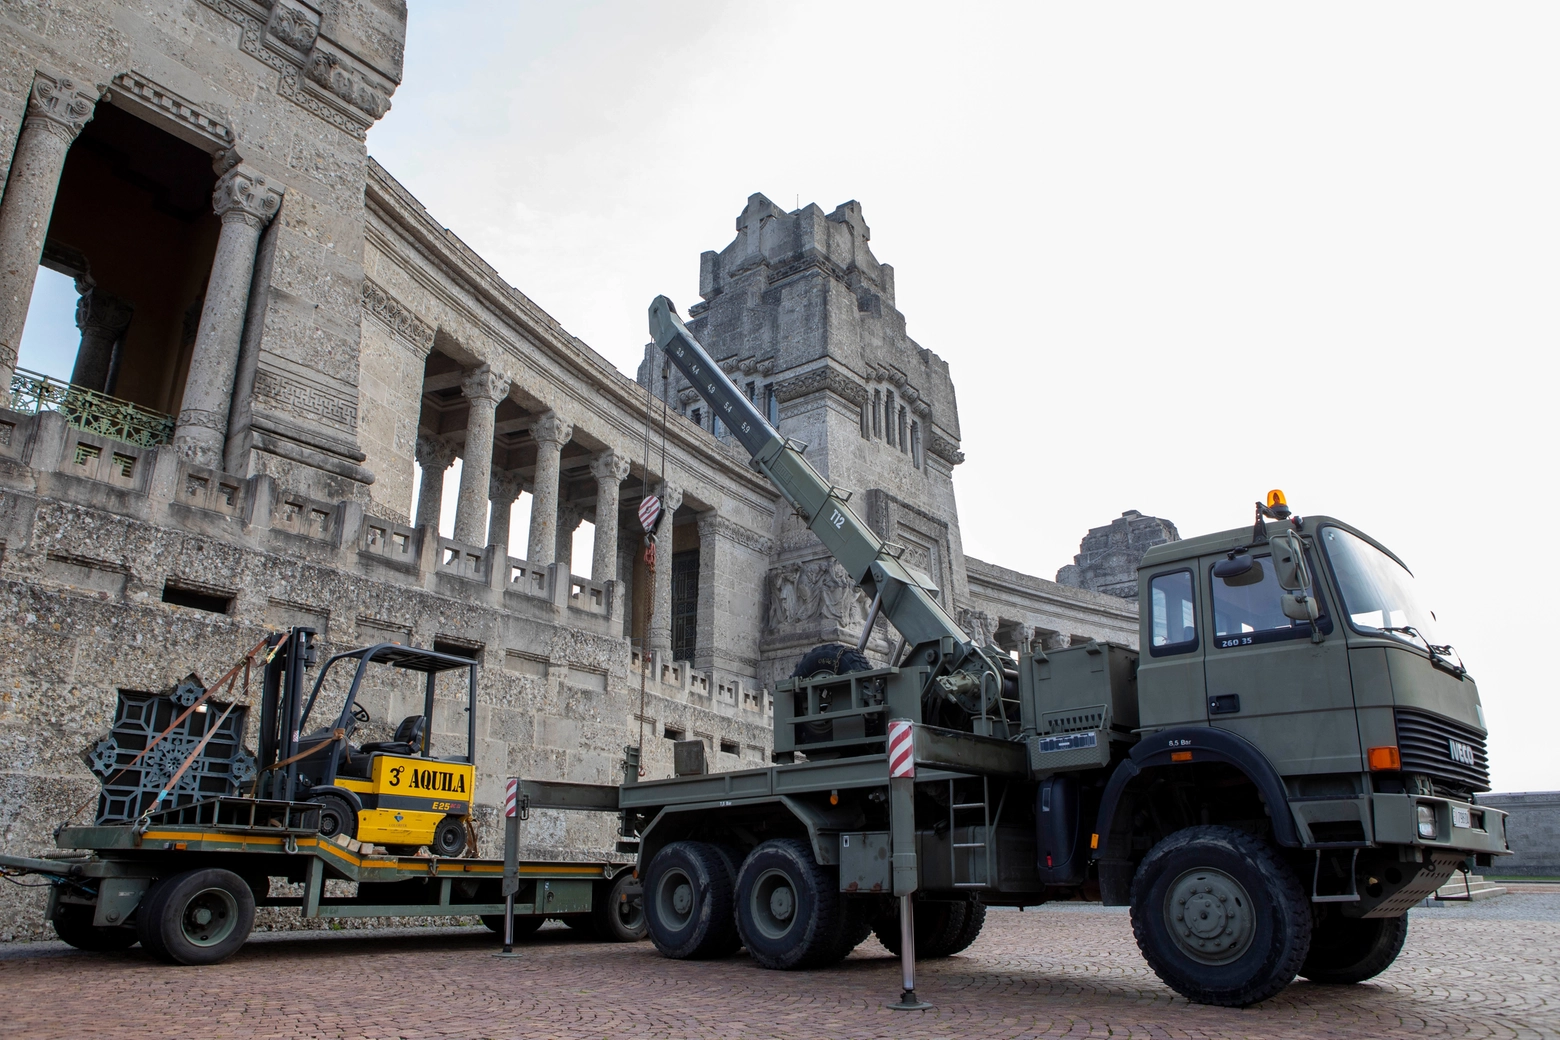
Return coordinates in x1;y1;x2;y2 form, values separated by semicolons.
431;815;467;857
136;868;255;966
50;902;139;952
310;792;357;840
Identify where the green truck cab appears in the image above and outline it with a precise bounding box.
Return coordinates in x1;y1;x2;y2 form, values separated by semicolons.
618;297;1507;1008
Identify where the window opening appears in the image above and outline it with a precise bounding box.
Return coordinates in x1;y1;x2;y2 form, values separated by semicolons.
663;725;685;741
1148;570;1197;656
884;391;895;445
898;407;908;453
161;582;232;614
720;739;740;756
910;421;922;468
872;389;882;437
766;386;779;425
670;548;700;662
1210;555;1329;648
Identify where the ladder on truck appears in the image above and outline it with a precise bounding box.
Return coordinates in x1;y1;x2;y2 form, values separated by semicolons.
949;778;1007;889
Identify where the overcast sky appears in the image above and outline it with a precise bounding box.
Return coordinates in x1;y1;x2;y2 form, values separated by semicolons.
24;2;1552;792
370;2;1558;793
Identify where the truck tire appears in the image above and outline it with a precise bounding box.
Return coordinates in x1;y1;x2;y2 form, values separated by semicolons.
734;838;845;969
480;913;544;938
1300;910;1408;984
873;898;978;958
792;644;871;679
590;870;647;943
50;902;138;951
826;897;875;961
645;840;741;959
1130;825;1311;1007
135;868;255;966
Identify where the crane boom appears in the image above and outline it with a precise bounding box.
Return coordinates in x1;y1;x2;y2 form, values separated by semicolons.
648;296;979;661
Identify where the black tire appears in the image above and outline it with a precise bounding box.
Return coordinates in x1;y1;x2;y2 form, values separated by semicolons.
384;844;421;856
310;792;356;840
431;815;467;857
480;913;545;938
873;898;970;958
644;841;741;959
942;900;986;956
1301;910;1408;984
735;838;845;970
134;868;255;966
825;896;875;962
50;901;138;951
591;870;648;943
792;644;871;679
1130;825;1311;1008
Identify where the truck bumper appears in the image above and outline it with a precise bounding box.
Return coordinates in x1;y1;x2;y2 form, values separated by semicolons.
1370;793;1510;856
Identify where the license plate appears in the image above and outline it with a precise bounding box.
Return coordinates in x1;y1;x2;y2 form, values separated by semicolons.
1452;806;1471;829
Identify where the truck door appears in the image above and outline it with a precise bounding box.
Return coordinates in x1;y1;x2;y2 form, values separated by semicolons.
1135;567;1207;730
1202;551;1361;775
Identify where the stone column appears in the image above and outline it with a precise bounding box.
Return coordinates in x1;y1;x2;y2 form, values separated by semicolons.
0;74;99;386
526;411;573;566
487;469;525;556
1041;631;1072;651
556;503;584;573
69;285;132;392
1015;624;1036;655
172;165;283;467
452;366;508;545
589;450;631;582
695;511;719;668
648;482;682;654
414;434;457;531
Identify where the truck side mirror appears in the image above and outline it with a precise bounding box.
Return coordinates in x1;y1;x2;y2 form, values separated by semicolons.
1272;531;1322;624
1213;554;1255;580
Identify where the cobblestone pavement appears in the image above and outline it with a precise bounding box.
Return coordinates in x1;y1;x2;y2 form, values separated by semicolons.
3;897;1558;1040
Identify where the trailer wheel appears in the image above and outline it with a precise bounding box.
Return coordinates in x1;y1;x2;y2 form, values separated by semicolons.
734;838;844;970
1130;825;1311;1007
644;840;740;959
873;898;972;958
136;868;255;966
50;902;138;951
480;913;544;938
1300;909;1408;984
591;870;647;943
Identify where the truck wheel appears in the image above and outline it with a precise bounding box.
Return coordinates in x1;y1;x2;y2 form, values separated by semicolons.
431;815;467;857
591;870;647;943
480;913;544;938
873;898;971;958
1130;825;1311;1007
50;902;138;951
793;643;871;679
135;868;255;966
826;897;875;961
1300;910;1408;984
310;792;356;840
734;838;843;969
645;841;741;959
942;900;987;956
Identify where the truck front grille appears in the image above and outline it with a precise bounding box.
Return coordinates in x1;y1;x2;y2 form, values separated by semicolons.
1395;707;1490;794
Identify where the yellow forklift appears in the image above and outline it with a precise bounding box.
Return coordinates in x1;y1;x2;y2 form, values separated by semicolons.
262;639;480;857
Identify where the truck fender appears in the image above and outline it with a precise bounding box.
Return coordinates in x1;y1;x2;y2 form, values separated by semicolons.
1092;726;1301;859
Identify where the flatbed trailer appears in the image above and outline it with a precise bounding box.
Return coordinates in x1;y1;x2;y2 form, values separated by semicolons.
2;794;640;963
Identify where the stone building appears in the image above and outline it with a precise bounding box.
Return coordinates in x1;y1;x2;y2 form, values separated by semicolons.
0;1;1164;939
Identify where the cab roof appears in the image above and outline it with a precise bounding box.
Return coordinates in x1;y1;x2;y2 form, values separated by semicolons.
1138;515;1410;573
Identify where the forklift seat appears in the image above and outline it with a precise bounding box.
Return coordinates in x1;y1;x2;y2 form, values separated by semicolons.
360;714;427;758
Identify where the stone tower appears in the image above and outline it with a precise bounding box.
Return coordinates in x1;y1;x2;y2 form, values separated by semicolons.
1056;510;1181;599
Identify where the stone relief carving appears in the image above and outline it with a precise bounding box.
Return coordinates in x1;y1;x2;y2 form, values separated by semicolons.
266;3;319;52
212;165;284;227
773;365;868;407
360;279;435;351
305;48;392;120
27;74;99;142
253;368;358;430
957;607;996;647
109;73;232;146
766;558;871;631
928;433;965;466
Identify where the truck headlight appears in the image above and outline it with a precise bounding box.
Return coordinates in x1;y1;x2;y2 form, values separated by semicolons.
1417;803;1438;839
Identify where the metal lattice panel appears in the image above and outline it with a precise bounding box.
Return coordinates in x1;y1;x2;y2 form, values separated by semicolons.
83;687;256;823
7;367;176;448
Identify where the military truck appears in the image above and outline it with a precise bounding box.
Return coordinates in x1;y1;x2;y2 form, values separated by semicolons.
613;297;1508;1007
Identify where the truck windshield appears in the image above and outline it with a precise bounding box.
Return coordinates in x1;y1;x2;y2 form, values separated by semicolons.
1320;526;1442;646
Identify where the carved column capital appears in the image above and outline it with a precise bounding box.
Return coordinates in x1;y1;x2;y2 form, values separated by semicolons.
461;365;509;405
415;433;458;471
74;288;133;336
489;468;526;506
558;502;586;534
590;449;632;485
212;165;284;228
531;410;574;449
696;510;719;540
655;482;683;514
25;73;99;143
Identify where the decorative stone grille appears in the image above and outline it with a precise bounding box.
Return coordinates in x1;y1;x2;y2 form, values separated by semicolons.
6;367;176;447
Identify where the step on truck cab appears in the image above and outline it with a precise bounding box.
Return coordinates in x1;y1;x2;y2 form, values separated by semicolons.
618;297;1508;1007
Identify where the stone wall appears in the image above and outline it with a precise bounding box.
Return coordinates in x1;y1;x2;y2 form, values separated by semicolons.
1480;792;1560;877
1057;510;1180;599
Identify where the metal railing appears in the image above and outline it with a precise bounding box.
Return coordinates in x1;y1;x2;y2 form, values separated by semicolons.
6;367;176;448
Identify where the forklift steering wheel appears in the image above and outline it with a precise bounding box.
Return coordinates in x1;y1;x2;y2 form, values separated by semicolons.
350;703;371;724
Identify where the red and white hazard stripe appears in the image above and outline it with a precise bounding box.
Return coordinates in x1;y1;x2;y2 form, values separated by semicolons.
504;777;519;818
638;495;662;532
887;720;915;778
